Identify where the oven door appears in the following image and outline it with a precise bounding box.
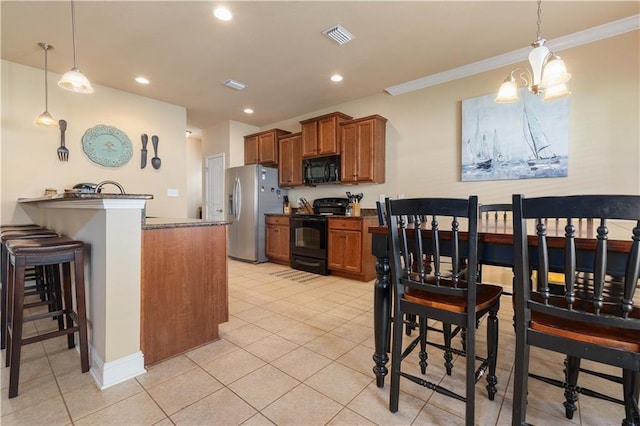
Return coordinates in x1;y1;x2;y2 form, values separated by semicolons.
290;216;327;259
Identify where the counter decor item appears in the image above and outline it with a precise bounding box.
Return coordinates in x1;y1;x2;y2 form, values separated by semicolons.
151;135;161;169
346;192;363;217
140;134;148;169
82;124;133;167
58;119;69;161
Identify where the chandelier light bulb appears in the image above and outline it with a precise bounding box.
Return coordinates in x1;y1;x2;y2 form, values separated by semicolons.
540;55;571;89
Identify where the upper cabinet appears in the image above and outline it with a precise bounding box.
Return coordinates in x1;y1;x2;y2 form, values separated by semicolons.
244;129;291;166
340;115;387;184
300;112;352;158
278;132;303;187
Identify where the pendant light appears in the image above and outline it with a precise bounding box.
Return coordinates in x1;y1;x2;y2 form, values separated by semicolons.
495;0;571;103
34;42;58;127
58;0;94;94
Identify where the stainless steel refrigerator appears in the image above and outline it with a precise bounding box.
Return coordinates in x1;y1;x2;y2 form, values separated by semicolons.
226;165;287;263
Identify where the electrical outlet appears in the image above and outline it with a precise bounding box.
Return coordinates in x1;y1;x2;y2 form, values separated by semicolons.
167;188;179;197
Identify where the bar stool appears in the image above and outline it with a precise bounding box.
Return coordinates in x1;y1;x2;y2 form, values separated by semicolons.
5;236;90;398
1;229;58;349
0;224;42;231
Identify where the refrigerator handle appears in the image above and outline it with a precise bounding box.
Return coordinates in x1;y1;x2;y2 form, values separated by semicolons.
234;177;241;220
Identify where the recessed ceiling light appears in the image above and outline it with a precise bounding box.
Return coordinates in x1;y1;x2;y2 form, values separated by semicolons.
135;76;150;84
330;74;343;82
243;108;254;114
213;7;232;21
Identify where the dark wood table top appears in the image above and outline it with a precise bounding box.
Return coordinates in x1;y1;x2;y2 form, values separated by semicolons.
369;218;635;253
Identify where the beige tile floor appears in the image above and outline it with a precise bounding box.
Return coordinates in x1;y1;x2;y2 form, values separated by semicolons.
0;261;629;425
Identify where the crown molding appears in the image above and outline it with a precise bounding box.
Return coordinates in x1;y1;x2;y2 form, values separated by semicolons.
385;14;640;96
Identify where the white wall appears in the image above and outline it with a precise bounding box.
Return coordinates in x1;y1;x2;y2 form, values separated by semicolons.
1;60;189;223
263;31;640;208
186;136;202;218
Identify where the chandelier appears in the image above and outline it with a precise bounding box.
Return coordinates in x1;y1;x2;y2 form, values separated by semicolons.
495;0;571;103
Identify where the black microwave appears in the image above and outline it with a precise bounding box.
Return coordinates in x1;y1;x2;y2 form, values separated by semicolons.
303;155;340;184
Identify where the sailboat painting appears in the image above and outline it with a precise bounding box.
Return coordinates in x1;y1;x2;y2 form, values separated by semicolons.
461;88;569;181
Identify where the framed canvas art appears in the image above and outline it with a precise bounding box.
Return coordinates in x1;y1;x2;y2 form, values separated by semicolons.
461;88;569;181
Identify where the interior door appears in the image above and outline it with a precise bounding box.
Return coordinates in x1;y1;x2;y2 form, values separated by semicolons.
205;154;225;222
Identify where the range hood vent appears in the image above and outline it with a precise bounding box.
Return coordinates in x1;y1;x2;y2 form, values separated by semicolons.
322;24;355;46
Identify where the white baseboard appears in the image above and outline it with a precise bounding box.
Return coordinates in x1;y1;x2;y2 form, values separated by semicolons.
89;346;146;390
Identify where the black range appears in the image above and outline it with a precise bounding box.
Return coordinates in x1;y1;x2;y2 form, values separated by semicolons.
290;197;350;275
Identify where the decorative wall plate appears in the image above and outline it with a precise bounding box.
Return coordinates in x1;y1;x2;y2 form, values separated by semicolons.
82;124;133;167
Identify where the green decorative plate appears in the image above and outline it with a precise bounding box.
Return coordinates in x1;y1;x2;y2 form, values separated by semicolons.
82;124;133;167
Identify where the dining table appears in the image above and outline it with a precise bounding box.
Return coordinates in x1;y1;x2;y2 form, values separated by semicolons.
368;216;636;387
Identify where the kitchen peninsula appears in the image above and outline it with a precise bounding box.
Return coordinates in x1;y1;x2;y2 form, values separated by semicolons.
18;194;229;389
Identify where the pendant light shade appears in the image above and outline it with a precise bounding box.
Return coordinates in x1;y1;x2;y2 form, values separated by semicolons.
34;42;58;127
58;0;94;94
59;68;94;93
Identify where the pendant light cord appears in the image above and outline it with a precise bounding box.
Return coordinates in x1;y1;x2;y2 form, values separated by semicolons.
536;0;542;41
44;45;49;109
71;0;78;69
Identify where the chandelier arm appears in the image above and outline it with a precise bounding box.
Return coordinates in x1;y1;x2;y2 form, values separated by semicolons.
510;67;533;88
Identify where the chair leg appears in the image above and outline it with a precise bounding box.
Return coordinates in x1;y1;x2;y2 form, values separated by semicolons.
563;356;580;420
512;321;530;425
443;323;453;375
419;316;427;374
1;245;7;350
622;369;639;426
406;313;416;335
61;263;75;349
389;304;404;413
486;307;499;401
465;318;476;426
50;265;65;332
8;260;26;398
73;252;90;373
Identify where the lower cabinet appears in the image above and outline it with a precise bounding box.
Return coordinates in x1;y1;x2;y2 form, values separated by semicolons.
327;217;376;281
266;215;290;265
141;224;228;365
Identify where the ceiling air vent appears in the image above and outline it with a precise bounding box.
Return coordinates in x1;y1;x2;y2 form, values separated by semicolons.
223;79;247;91
322;24;355;46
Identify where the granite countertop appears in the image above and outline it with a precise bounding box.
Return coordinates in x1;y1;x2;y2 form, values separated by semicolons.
266;212;377;219
143;217;230;229
19;192;154;203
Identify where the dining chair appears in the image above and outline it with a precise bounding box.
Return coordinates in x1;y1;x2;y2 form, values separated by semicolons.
477;203;513;291
386;196;502;425
479;203;512;222
511;194;640;426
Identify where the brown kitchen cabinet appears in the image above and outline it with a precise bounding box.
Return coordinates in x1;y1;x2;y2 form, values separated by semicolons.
244;128;291;165
278;132;303;187
300;112;352;158
340;115;387;184
265;215;290;265
327;216;376;281
141;224;228;365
